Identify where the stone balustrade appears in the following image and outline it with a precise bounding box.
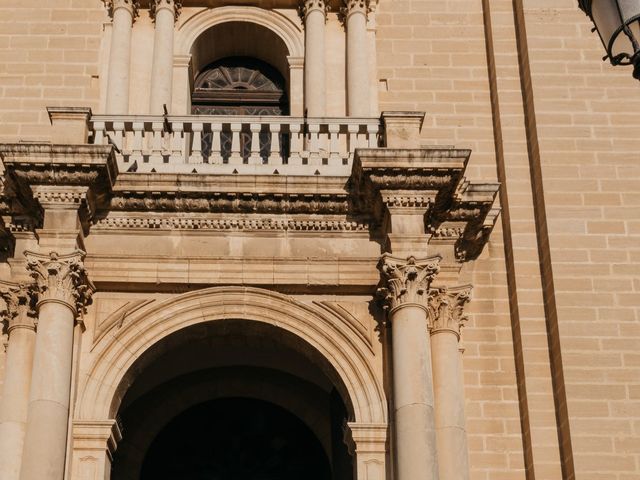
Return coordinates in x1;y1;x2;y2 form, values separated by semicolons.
90;114;381;175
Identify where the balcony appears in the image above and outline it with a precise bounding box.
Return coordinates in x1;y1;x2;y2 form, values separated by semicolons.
89;114;383;176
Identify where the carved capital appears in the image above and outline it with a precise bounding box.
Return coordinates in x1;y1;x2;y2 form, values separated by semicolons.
300;0;329;20
427;286;472;338
150;0;182;22
377;254;441;312
26;250;94;318
0;282;37;333
343;0;370;17
103;0;140;20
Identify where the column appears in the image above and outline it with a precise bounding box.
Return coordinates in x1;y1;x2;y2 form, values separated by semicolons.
19;251;93;480
0;284;37;480
301;0;327;117
343;0;371;116
104;0;138;114
428;287;472;480
378;254;441;480
149;0;181;114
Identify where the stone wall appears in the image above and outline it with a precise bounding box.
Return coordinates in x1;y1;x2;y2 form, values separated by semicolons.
0;0;104;141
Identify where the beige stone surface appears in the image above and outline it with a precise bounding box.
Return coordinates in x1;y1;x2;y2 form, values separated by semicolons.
0;1;638;479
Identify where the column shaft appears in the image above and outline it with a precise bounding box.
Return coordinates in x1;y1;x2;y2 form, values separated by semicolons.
304;5;326;117
391;304;439;480
19;301;76;480
149;4;176;114
346;6;370;116
0;326;36;480
105;5;134;114
432;331;469;480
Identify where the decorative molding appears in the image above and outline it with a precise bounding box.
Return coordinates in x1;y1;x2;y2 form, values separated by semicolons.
0;282;37;334
102;0;140;20
377;254;441;312
109;192;350;215
26;250;94;319
32;185;89;211
427;285;472;338
93;215;370;232
149;0;182;22
353;148;500;261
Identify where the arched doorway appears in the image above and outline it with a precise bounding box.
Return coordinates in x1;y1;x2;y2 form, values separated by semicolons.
110;320;354;480
72;287;388;480
140;398;331;480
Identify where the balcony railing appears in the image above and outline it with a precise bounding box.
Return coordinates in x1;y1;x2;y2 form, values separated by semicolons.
89;115;382;175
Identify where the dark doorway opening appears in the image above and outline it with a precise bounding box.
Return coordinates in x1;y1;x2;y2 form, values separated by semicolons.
140;397;331;480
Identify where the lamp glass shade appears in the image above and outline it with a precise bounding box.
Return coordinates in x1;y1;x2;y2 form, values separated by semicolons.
591;0;640;64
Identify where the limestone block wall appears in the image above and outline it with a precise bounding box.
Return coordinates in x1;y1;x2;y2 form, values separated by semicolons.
524;2;640;478
0;0;104;141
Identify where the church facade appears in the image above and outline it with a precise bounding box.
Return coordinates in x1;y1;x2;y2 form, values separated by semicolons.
0;1;638;479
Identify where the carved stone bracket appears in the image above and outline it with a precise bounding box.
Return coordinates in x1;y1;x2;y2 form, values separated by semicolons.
377;254;441;312
0;282;37;334
103;0;140;20
353;148;500;262
149;0;182;22
427;285;472;338
0;144;118;236
26;250;94;319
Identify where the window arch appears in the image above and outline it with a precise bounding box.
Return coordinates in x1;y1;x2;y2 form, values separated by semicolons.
191;57;289;116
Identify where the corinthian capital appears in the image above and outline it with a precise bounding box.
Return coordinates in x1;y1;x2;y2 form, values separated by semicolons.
26;251;94;318
0;283;37;333
150;0;182;22
103;0;140;20
377;254;441;312
427;286;472;338
300;0;329;20
343;0;370;17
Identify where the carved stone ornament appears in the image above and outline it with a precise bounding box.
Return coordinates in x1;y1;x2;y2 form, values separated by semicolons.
300;0;329;20
377;254;441;312
427;286;472;338
0;282;37;334
103;0;140;20
26;250;94;318
149;0;182;22
343;0;370;16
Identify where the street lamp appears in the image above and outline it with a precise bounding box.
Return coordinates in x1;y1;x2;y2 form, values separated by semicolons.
578;0;640;80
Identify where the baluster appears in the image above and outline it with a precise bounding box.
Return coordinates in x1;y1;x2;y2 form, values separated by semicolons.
307;122;321;166
209;123;223;164
112;121;125;156
328;123;341;166
249;123;262;165
170;122;184;164
269;123;282;164
130;121;144;164
347;123;359;159
92;121;106;145
190;123;204;164
367;122;380;148
150;121;164;164
288;123;302;165
229;122;243;165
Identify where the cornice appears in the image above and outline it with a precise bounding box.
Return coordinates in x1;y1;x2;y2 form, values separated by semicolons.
0;143;118;233
353;148;500;261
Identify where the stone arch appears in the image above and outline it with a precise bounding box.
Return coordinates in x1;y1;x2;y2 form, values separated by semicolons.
176;6;304;59
75;287;387;425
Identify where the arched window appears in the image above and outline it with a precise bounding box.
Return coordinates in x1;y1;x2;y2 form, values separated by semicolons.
192;57;289;116
191;57;289;162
